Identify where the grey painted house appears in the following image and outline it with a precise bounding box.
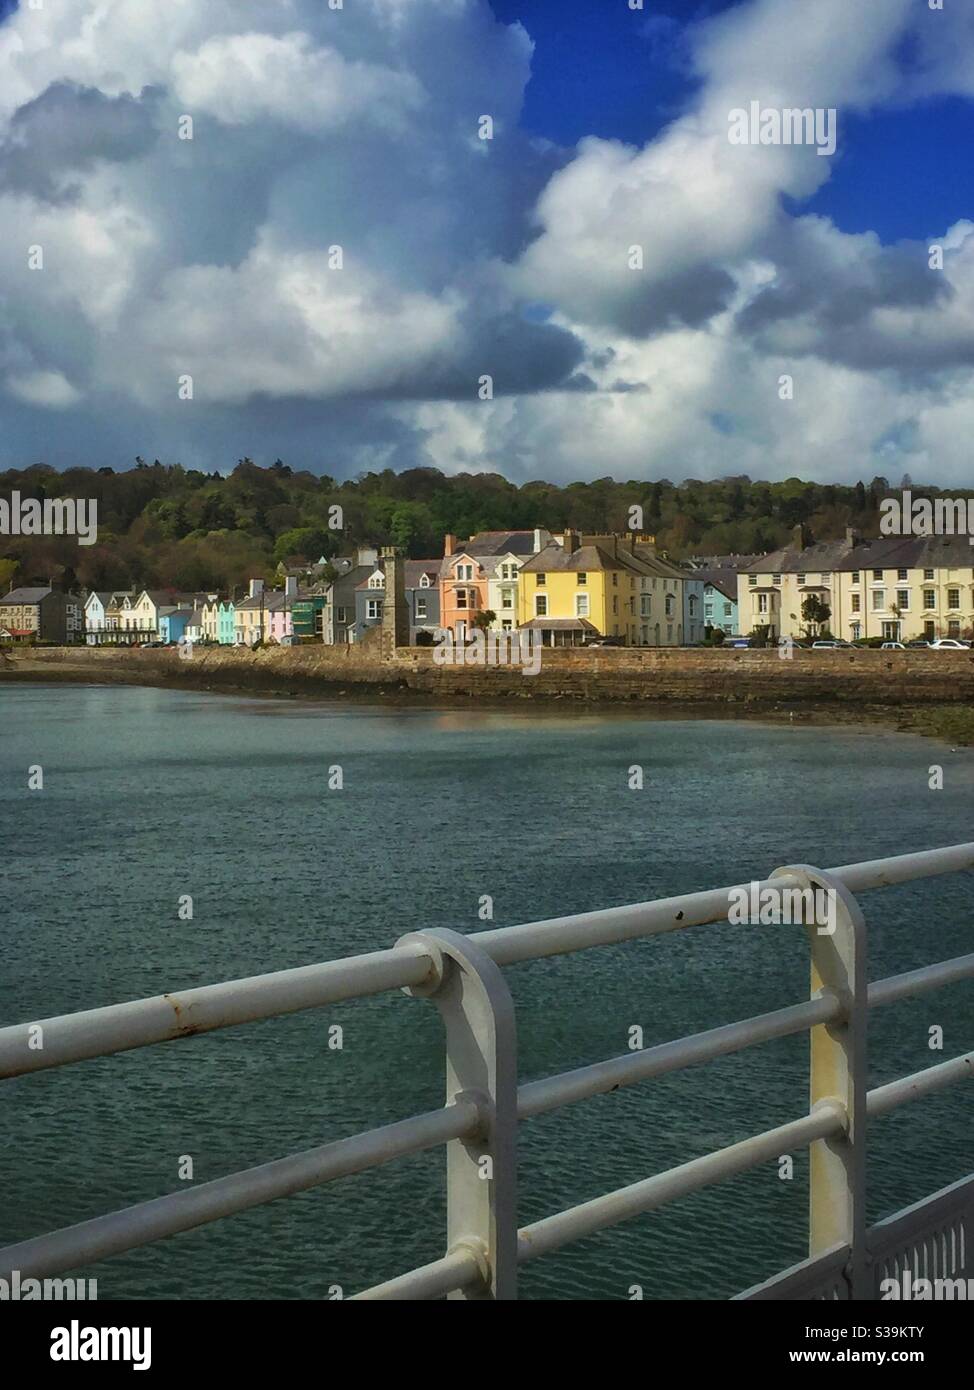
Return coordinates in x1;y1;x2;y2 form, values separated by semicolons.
353;558;441;643
323;547;378;643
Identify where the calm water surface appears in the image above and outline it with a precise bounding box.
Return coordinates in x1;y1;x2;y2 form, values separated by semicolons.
2;683;973;1299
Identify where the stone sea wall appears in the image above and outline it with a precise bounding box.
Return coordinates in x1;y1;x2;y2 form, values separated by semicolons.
7;642;974;706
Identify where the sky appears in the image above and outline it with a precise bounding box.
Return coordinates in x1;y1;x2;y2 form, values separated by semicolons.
0;0;972;485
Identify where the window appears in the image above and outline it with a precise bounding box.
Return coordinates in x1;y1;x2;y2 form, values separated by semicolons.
576;593;589;618
612;572;618;586
748;575;757;587
723;602;732;618
758;593;769;614
688;596;698;614
415;598;428;620
500;563;517;581
873;569;883;581
851;594;861;613
922;589;936;609
872;590;885;611
368;573;383;589
641;596;652;617
336;607;347;623
851;571;860;584
773;574;781;585
420;574;432;588
577;572;587;585
456;563;473;581
536;573;546;586
797;574;806;585
501;589;513;609
896;590;910;611
924;569;934;581
851;623;861;641
366;599;382;620
535;594;548;617
948;589;961;609
456;589;468;609
897;569;908;581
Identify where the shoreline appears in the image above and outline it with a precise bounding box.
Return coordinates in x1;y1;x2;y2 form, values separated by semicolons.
4;647;974;746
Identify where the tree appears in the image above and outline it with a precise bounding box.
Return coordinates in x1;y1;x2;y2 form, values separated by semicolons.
801;594;832;636
0;557;18;593
472;609;496;632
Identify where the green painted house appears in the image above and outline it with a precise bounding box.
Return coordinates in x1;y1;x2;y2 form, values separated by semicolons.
292;593;326;642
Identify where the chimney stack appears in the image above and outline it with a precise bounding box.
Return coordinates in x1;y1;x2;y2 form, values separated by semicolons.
284;576;298;600
563;528;579;555
444;533;456;558
249;578;265;599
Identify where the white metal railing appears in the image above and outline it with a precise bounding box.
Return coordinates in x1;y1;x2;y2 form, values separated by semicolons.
1;844;973;1299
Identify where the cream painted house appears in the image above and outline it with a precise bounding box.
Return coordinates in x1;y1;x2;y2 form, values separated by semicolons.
739;530;974;642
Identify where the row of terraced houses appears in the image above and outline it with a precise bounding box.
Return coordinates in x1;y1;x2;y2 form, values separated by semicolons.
6;524;973;650
72;530;708;649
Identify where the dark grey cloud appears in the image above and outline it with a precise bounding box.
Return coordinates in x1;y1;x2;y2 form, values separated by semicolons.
0;82;160;202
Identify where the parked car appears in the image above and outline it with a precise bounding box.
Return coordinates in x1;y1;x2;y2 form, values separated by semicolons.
583;636;625;647
811;639;851;649
929;638;971;649
905;640;931;648
880;641;905;650
725;637;750;649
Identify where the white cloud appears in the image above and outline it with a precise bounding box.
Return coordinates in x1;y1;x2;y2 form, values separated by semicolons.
0;0;972;483
7;369;82;408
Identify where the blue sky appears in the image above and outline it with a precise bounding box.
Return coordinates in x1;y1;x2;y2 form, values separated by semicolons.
0;0;972;484
492;0;974;244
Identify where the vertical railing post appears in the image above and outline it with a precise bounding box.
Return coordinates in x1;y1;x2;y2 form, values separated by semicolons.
397;927;518;1299
771;864;868;1298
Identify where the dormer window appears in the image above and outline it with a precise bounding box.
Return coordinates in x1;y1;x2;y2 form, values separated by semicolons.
456;563;473;581
368;573;384;589
420;574;432;588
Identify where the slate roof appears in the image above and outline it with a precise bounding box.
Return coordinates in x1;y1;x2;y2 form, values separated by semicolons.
696;568;740;602
744;535;974;575
519;543;629;574
0;587;52;604
463;530;539;557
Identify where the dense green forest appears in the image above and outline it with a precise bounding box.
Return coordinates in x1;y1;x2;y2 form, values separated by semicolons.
0;458;950;594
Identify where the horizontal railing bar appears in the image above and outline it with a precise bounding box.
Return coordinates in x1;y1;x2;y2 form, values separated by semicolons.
2;843;971;1081
516;1103;845;1264
867;1051;974;1118
868;953;974;1009
516;1051;974;1264
517;994;840;1121
0;1101;479;1283
517;952;974;1122
472;842;974;967
350;1248;483;1301
0;944;434;1079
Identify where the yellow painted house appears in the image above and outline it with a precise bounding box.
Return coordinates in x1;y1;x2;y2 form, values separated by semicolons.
517;531;689;645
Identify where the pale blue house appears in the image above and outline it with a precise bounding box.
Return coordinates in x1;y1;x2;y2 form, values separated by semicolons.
158;607;193;644
699;570;739;636
218;600;236;644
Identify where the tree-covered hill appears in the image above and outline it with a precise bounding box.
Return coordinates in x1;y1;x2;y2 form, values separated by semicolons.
0;457;950;594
